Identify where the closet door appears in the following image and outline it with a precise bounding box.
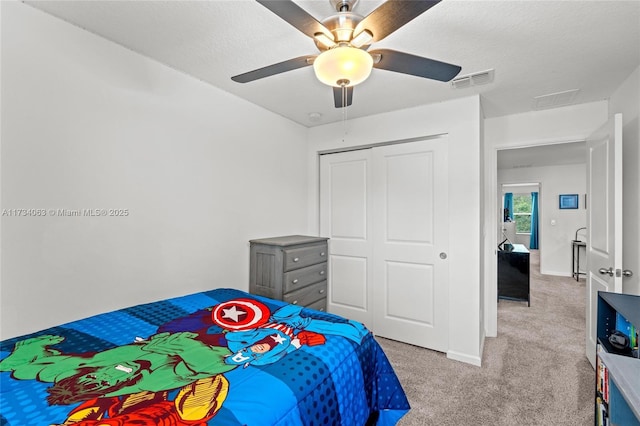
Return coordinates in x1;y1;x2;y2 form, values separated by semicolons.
372;139;449;351
320;138;450;352
320;149;373;327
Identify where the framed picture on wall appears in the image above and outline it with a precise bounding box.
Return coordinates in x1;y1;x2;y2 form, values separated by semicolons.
559;194;579;209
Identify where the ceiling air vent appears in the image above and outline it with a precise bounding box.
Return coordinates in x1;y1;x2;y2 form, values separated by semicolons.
451;69;495;89
533;89;580;110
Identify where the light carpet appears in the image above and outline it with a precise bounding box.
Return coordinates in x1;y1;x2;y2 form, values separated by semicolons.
376;250;594;425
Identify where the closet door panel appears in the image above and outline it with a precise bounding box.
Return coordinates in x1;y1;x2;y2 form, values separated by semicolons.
372;138;449;352
320;149;373;327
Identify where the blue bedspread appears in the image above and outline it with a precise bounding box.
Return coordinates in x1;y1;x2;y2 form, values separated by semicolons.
0;288;409;425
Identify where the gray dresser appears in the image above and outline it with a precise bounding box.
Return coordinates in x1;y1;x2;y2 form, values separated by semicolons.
249;235;329;311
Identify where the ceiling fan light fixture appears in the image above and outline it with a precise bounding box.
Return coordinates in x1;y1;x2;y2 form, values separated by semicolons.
313;45;373;87
314;32;337;49
350;29;373;48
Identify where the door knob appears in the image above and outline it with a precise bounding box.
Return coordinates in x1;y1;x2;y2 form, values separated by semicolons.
439;252;447;259
623;269;634;278
598;267;614;277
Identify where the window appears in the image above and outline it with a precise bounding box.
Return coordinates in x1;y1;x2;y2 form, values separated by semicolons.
513;194;532;234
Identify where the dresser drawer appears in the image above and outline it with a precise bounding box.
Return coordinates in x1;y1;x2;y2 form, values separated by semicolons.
283;281;327;307
283;244;328;271
305;298;327;312
283;263;327;293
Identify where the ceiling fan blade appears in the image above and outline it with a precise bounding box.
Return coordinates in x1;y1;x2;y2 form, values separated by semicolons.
256;0;333;40
231;55;315;83
354;1;440;43
371;49;461;82
333;86;353;108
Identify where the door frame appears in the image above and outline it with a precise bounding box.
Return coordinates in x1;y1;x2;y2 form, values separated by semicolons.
317;133;485;364
486;139;587;337
316;133;447;156
308;101;484;367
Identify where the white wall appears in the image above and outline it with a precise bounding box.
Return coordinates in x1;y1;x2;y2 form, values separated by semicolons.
307;96;484;366
610;66;640;296
0;2;309;339
499;165;587;276
483;101;608;337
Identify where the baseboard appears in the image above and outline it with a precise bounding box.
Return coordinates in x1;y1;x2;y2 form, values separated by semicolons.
540;269;571;277
447;350;482;366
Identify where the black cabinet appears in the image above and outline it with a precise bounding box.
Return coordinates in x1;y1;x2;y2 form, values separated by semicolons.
497;244;530;306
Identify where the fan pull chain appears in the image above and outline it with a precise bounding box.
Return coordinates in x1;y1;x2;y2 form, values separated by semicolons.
341;84;348;142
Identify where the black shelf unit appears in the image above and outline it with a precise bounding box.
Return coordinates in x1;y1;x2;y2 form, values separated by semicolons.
595;291;640;426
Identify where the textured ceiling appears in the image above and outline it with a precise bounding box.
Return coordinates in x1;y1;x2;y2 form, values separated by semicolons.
497;141;586;170
24;0;640;129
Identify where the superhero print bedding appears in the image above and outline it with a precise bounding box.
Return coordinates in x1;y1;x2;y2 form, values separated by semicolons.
0;288;409;425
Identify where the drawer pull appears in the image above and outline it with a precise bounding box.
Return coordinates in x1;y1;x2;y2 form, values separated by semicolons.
319;270;325;275
292;300;298;305
320;252;326;256
319;289;325;294
293;257;300;262
292;279;299;284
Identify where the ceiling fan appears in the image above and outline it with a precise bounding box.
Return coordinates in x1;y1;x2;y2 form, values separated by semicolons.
231;0;462;108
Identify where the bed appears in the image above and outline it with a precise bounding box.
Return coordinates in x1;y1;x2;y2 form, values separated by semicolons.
0;288;409;425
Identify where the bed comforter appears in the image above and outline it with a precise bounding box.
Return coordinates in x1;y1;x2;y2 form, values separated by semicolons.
0;288;409;425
